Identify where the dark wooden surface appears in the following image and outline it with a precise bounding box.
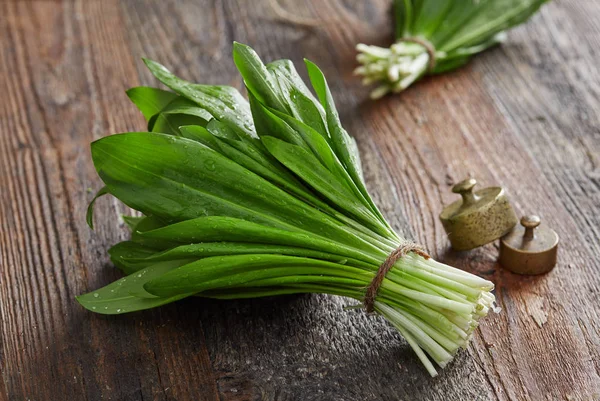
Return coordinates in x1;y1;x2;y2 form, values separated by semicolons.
1;0;599;400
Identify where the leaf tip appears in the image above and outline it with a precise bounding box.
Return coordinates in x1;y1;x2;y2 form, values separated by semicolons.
75;293;91;309
86;186;110;231
303;58;316;68
86;210;95;230
142;58;170;76
232;42;256;59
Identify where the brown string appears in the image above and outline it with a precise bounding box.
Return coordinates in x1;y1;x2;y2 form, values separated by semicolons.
400;37;437;72
364;241;431;313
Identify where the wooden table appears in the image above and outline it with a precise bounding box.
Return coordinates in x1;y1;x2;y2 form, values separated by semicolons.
1;1;599;400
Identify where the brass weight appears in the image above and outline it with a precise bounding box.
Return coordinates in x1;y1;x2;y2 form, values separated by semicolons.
440;178;518;251
499;215;559;275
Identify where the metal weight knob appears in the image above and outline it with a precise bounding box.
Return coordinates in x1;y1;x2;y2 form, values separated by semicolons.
499;215;559;275
439;178;518;251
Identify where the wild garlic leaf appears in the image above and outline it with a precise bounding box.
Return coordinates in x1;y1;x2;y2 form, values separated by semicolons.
135;216;382;263
266;59;322;110
201;121;326;205
250;81;360;203
205;119;241;141
122;215;145;231
126;87;178;121
179;125;316;202
305;60;387;226
144;254;367;297
125;242;373;270
143;58;255;137
433;32;506;73
435;0;548;51
86;186;109;230
267;108;368;201
266;60;329;137
151;113;209;136
409;1;455;39
152;99;214;122
125;215;177;251
267;107;337;173
262;136;390;236
92;132;382;250
177;125;220;148
232;42;288;113
305;60;364;185
77;260;193;314
148;96;213;133
252;94;350;192
204;121;288;174
108;241;158;275
249;93;305;147
92;132;299;229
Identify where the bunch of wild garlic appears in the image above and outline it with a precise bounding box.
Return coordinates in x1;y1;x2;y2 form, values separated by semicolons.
80;43;497;376
356;0;549;98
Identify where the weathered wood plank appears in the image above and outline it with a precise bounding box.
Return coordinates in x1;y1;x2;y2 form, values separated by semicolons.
1;0;599;400
0;1;219;400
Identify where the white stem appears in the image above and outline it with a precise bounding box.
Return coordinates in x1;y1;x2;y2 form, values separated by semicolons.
355;42;432;95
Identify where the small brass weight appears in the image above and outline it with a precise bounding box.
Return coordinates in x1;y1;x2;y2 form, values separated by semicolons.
439;178;518;251
499;215;559;275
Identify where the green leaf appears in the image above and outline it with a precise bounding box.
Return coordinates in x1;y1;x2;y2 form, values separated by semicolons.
249;93;305;147
394;0;412;38
144;254;367;297
153;98;214;121
262;136;389;237
305;60;390;231
122;215;145;231
266;59;328;136
232;42;288;113
250;94;362;203
92;132;287;227
305;60;363;183
126;87;178;121
178;125;221;148
76;260;194;314
267;107;362;193
108;241;158;275
206;120;274;165
127;242;373;270
142;58;255;137
131;214;166;234
135;216;382;264
152;114;209;135
91;132;380;249
179;125;318;203
86;186;109;230
411;0;454;39
202;120;333;208
430;0;549;51
148;96;213;134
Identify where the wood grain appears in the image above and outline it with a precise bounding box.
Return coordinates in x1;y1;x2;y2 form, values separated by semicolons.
1;0;599;400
